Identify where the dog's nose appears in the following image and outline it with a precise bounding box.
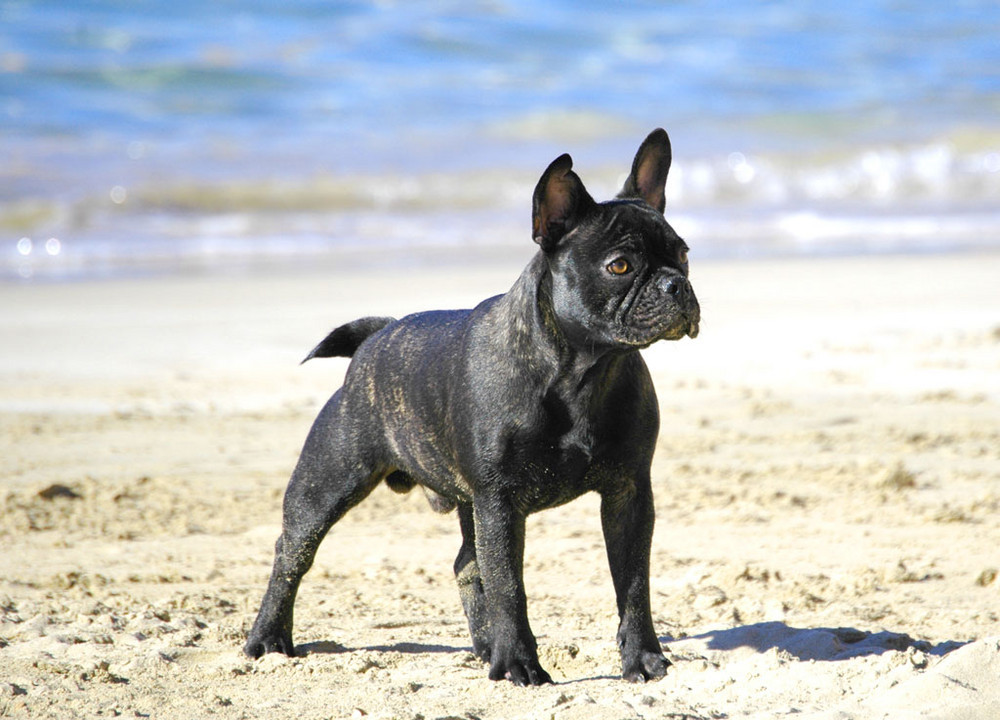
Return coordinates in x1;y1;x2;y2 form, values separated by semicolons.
658;275;686;298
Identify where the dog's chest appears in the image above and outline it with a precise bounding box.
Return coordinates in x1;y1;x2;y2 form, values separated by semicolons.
497;386;604;510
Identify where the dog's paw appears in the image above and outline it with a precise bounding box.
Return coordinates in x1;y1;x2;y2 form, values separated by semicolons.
487;647;553;686
622;650;670;683
243;632;295;659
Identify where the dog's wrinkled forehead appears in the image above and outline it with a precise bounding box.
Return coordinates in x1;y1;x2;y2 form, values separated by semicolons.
587;200;684;260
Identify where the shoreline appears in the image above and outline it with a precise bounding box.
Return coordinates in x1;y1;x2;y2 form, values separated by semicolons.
2;250;999;718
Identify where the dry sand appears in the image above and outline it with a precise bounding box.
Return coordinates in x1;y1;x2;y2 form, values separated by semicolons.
2;249;999;719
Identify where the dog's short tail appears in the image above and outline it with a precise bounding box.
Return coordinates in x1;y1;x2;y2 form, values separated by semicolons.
301;316;396;363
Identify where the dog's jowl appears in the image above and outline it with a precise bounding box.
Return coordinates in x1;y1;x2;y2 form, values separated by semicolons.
244;128;700;686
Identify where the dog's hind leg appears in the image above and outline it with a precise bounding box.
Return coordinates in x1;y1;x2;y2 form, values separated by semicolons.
454;502;491;661
244;397;381;658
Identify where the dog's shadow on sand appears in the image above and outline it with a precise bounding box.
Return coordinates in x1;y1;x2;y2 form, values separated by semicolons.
297;640;466;656
293;620;967;682
666;621;966;663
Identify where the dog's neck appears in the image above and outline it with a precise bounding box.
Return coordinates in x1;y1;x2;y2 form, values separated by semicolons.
500;253;626;395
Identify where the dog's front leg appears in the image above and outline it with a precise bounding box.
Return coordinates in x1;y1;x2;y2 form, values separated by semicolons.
473;494;553;686
601;474;670;682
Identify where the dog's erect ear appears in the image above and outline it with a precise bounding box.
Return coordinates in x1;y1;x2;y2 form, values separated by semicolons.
618;128;672;213
532;153;595;252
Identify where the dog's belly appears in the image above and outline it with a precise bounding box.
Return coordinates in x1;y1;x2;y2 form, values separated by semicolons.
380;416;600;512
384;427;473;502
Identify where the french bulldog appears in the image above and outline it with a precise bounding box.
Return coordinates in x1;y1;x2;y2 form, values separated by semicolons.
244;128;700;685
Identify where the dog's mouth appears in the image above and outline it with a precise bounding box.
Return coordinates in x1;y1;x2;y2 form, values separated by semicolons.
618;313;698;348
612;307;700;349
663;315;700;341
684;314;700;339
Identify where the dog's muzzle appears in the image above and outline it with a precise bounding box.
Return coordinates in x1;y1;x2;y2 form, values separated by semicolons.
656;275;700;338
622;272;700;345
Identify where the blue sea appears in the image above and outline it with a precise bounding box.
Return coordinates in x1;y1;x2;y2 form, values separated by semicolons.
2;0;999;280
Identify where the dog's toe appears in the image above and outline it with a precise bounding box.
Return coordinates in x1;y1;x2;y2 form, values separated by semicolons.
623;650;670;682
244;634;295;659
488;651;553;686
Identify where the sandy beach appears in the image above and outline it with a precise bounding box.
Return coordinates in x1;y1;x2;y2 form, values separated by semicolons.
2;249;999;719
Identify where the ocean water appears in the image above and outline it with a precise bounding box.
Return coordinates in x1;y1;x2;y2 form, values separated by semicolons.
2;0;999;280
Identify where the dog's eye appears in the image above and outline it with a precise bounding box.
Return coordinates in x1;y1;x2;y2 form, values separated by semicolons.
679;248;689;265
606;258;630;275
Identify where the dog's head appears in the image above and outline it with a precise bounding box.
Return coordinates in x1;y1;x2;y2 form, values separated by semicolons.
532;128;700;351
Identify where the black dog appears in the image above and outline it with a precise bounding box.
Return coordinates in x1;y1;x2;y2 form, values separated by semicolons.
244;129;700;685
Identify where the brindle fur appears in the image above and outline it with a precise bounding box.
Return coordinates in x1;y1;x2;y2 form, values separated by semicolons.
244;129;700;685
